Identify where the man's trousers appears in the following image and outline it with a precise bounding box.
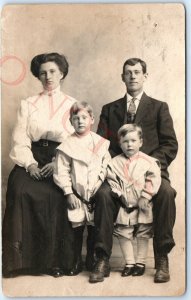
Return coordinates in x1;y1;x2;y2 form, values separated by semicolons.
93;179;176;257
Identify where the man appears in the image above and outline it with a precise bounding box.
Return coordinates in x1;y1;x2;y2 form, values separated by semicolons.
89;58;178;283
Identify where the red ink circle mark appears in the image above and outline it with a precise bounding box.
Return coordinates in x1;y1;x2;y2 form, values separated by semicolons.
0;55;26;85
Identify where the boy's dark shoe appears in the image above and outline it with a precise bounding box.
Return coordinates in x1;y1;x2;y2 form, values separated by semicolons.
66;225;84;276
132;263;145;276
154;254;170;283
65;257;83;276
121;265;135;277
48;268;65;278
89;257;110;283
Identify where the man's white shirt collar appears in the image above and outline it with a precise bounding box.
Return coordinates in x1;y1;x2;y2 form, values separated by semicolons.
126;91;144;102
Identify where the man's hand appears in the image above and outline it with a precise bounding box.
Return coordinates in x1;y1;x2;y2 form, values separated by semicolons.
28;164;42;181
138;197;150;211
66;194;81;210
40;162;55;178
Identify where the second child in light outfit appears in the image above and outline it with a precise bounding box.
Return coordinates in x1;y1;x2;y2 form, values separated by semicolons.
54;101;111;275
107;124;161;277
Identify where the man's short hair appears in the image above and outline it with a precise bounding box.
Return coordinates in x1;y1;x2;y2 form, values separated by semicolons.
118;124;143;140
122;58;147;74
70;101;94;119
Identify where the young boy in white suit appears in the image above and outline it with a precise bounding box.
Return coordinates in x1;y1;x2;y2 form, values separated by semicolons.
107;124;161;277
54;101;111;275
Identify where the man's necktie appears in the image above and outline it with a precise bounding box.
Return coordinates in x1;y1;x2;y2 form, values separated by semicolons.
127;98;136;123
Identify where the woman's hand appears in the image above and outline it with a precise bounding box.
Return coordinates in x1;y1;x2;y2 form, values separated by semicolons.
40;162;55;178
28;164;42;180
66;194;81;210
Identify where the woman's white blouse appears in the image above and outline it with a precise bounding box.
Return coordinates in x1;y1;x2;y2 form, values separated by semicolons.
10;87;76;169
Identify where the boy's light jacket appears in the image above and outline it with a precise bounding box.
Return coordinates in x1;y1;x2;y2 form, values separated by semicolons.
107;151;161;225
54;132;110;223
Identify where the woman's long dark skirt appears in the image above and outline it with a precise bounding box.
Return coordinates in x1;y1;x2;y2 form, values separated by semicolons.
2;142;75;276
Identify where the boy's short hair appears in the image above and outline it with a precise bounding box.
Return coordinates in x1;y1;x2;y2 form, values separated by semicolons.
118;124;143;140
70;101;94;119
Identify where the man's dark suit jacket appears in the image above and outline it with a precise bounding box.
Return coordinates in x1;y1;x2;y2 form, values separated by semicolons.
97;92;178;180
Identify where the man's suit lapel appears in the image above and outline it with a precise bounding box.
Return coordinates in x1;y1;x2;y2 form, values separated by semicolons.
110;93;152;127
112;95;127;125
135;92;152;124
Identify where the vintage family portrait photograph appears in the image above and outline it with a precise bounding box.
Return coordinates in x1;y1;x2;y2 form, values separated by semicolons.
1;3;185;297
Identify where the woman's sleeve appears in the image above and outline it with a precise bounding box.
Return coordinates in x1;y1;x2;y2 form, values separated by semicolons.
141;160;161;200
9;100;38;170
53;150;73;195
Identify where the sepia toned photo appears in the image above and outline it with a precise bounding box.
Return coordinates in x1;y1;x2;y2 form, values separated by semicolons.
1;3;185;297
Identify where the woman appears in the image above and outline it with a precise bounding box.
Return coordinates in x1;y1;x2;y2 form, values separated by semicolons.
2;53;77;277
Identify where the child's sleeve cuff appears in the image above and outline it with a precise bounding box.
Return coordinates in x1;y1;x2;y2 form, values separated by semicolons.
64;187;73;195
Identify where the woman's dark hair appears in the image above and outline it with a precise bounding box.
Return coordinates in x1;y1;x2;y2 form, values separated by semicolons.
30;53;69;79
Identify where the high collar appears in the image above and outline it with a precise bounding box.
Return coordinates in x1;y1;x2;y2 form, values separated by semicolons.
42;85;61;96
